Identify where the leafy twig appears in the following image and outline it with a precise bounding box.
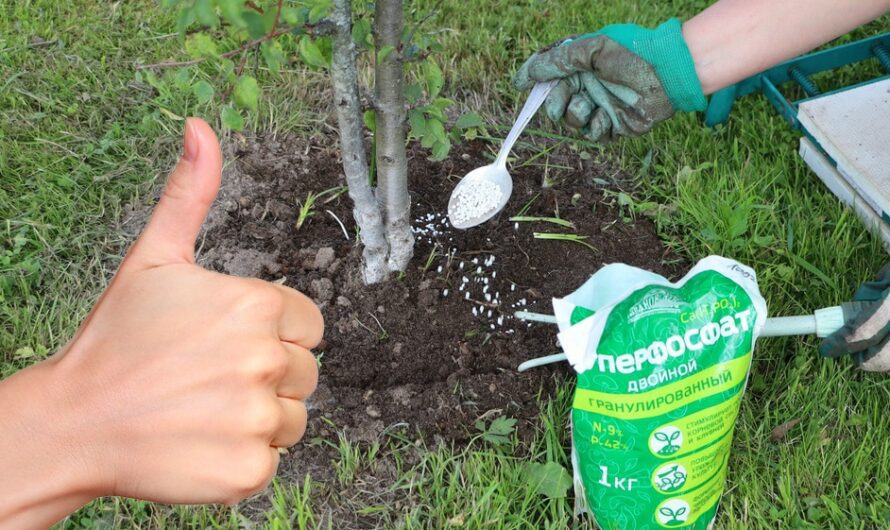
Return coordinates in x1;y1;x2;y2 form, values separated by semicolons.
404;0;445;50
271;0;284;34
136;26;296;70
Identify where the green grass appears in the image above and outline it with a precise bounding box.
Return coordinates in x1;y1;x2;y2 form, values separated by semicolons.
3;0;890;528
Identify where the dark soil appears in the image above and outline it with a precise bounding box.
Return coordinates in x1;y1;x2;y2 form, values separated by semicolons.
192;132;678;524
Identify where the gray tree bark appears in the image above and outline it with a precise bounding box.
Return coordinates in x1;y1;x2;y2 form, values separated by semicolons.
330;0;389;283
374;0;414;272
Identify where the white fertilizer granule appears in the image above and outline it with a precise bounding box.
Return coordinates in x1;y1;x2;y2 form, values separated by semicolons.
450;180;504;225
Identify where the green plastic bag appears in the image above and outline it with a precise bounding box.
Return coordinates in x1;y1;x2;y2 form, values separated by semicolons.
553;256;766;529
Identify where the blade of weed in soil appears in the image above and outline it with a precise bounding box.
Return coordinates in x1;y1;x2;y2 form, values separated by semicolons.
510;216;576;228
533;232;597;253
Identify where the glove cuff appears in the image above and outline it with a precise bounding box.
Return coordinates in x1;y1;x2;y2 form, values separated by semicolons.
632;19;707;113
583;19;707;113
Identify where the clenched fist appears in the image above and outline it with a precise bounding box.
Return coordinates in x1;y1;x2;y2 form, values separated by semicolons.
0;118;323;529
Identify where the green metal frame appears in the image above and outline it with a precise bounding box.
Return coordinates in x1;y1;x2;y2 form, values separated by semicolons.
705;32;890;129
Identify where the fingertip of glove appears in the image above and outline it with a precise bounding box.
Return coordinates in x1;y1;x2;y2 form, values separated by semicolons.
818;340;847;359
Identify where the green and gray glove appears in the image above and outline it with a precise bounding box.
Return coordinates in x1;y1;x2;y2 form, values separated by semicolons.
513;19;707;142
820;262;890;372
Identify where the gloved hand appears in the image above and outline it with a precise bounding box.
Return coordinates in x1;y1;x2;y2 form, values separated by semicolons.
513;19;707;142
820;262;890;372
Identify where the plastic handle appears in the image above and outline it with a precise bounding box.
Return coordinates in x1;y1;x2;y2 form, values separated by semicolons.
493;80;559;168
513;303;868;372
760;315;816;337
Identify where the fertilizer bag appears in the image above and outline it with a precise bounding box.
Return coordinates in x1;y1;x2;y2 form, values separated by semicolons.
553;256;766;529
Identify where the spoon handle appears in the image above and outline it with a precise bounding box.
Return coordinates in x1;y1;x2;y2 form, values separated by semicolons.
493;80;559;169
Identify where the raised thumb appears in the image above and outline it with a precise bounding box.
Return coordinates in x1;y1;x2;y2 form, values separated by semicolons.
126;118;222;269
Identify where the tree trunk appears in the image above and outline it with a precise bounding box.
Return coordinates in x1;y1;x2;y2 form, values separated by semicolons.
330;0;389;284
374;0;414;272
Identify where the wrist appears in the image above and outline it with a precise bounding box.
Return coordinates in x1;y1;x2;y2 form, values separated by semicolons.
0;358;109;527
634;19;707;112
586;19;707;112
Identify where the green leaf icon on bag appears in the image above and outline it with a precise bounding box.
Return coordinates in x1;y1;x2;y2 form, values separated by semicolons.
657;499;691;526
651;427;683;455
659;505;688;524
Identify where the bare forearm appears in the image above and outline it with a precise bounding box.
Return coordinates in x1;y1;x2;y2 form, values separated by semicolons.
683;0;890;94
0;362;100;529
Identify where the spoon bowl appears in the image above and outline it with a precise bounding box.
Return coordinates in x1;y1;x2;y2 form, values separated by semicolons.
447;164;513;229
447;80;558;230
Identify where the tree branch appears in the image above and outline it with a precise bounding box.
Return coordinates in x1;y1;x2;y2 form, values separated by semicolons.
136;16;337;71
270;0;284;34
403;0;444;51
136;27;296;70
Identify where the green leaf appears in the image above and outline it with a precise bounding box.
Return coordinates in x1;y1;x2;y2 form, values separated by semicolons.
455;112;484;129
262;7;278;32
261;41;285;74
408;109;426;138
424;105;447;122
362;110;376;133
218;0;246;27
430;139;450;161
185;33;219;58
477;416;517;446
242;10;268;39
404;83;422;105
298;36;328;69
282;6;307;26
753;234;775;247
421;119;444;148
488;416;517;436
376;45;395;63
233;75;259;111
617;192;634;208
194;0;217;27
174;67;192;89
525;462;572;499
420;131;436;149
352;18;372;49
424;60;443;99
14;346;37;359
399;25;412;45
221;105;245;131
220;58;236;80
432;97;454;110
192;80;214;103
307;0;331;23
176;6;197;34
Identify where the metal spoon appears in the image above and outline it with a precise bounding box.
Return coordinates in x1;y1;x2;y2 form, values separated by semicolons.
447;80;558;229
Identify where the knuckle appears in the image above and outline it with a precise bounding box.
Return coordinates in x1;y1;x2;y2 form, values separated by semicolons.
266;346;290;382
245;397;283;436
231;449;278;501
302;301;325;348
288;402;309;445
235;282;284;319
241;341;289;383
299;350;320;395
